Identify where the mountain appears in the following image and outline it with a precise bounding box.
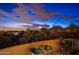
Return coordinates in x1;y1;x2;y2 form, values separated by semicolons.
50;25;63;30
66;23;79;30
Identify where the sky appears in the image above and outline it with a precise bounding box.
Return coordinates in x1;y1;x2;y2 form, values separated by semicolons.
0;3;79;28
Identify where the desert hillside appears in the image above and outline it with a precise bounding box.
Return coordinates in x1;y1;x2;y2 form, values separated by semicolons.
0;39;60;55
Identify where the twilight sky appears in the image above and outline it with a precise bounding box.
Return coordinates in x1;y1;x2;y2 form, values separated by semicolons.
0;3;79;28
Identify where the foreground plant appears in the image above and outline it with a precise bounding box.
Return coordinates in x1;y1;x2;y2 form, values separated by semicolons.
30;45;53;55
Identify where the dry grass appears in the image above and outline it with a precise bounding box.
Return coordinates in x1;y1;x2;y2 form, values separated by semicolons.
0;39;60;55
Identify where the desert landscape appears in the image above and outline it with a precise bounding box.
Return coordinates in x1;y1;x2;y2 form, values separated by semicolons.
0;3;79;55
0;24;79;55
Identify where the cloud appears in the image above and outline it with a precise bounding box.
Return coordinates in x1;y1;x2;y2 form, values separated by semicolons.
0;9;10;17
0;9;17;22
12;16;32;23
12;3;33;23
0;9;12;24
29;4;60;21
0;18;5;20
60;16;78;20
13;3;60;23
21;23;50;28
0;3;61;24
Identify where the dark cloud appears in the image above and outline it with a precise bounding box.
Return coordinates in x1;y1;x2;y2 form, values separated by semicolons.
20;23;50;27
60;16;78;20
